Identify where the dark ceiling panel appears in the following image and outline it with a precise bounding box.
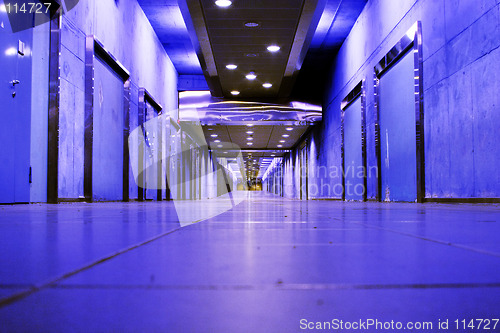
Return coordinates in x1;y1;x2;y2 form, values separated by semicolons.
203;9;302;20
197;0;306;98
267;126;308;149
227;125;274;149
203;124;309;151
209;28;295;38
138;0;367;101
207;19;299;30
200;0;304;10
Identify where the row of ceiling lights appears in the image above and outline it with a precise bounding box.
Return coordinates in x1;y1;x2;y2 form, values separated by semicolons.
245;157;275;179
214;0;280;96
244;152;283;179
210;124;294;147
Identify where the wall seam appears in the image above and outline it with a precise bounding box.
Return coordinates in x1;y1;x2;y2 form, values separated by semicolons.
423;43;500;94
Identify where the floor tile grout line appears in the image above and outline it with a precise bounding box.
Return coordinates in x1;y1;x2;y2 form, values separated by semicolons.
352;222;500;258
0;225;186;309
0;198;256;308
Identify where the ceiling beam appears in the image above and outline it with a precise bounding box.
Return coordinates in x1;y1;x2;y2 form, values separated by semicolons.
178;0;223;97
279;0;328;98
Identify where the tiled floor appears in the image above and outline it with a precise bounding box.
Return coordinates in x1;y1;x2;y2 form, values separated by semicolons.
1;192;499;332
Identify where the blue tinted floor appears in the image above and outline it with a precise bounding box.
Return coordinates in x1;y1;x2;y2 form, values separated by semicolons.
0;192;500;332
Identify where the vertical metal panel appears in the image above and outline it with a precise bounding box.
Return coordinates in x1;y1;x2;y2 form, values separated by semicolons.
340;106;345;201
93;58;125;200
157;112;163;201
138;89;145;201
374;74;382;202
179;131;184;200
379;51;416;201
342;98;364;201
414;22;425;203
197;148;201;199
47;15;61;204
123;80;131;202
374;22;424;203
138;88;163;201
191;146;196;199
361;83;367;202
165;152;172;200
84;36;130;202
297;139;309;200
83;35;94;201
341;81;366;201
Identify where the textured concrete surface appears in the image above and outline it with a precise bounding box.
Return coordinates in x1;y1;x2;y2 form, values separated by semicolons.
58;0;179;200
276;0;500;200
0;192;499;331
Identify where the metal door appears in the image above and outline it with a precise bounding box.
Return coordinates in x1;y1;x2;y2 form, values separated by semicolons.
379;51;417;202
92;56;124;201
0;11;32;203
300;145;308;200
343;98;364;201
143;101;159;200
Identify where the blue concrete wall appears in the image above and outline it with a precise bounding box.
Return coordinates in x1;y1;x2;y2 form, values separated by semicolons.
58;0;178;199
283;0;500;200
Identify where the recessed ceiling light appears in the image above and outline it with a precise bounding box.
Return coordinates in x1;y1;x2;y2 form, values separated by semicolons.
231;90;240;95
214;140;221;143
247;137;253;141
277;145;283;147
286;127;293;131
271;154;276;157
247;142;253;145
279;140;285;143
218;144;223;147
215;0;232;8
226;64;238;70
247;124;254;127
244;21;260;28
282;134;290;138
267;45;280;52
211;134;218;137
262;83;272;88
246;72;257;80
246;131;254;134
245;53;259;58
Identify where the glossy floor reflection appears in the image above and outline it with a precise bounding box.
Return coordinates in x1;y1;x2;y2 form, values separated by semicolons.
1;192;499;332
